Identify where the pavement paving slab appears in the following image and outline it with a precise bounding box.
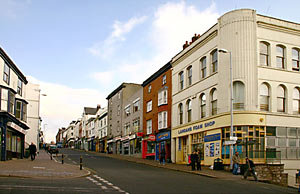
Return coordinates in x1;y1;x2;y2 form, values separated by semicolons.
0;149;90;179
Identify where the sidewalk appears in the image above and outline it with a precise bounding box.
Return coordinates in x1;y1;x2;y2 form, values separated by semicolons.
0;149;89;179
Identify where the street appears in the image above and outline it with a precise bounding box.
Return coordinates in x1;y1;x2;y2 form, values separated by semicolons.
0;148;297;194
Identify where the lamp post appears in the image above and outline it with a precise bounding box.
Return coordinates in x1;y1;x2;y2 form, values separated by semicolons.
218;48;234;169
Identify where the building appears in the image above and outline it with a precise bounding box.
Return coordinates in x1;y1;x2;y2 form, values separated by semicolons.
25;83;42;150
81;107;97;151
142;62;172;160
170;9;300;186
106;83;141;154
73;119;81;149
0;47;29;160
121;86;143;157
95;106;107;153
66;121;75;148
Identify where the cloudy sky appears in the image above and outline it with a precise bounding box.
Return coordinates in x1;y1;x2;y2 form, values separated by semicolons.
0;0;300;142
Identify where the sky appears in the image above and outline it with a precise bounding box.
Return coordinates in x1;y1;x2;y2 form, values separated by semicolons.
0;0;300;143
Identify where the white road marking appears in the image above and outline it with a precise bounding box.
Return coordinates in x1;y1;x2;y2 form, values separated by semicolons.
107;183;113;186
101;186;108;190
72;161;77;164
113;186;120;190
96;183;102;186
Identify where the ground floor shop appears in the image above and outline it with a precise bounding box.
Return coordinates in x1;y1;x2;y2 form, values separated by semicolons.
155;131;171;162
0;113;29;161
121;134;142;157
142;135;156;159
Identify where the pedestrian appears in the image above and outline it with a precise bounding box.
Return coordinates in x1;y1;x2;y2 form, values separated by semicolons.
298;170;300;193
196;150;201;171
244;157;258;181
190;151;196;171
232;152;240;175
160;148;166;165
29;142;37;161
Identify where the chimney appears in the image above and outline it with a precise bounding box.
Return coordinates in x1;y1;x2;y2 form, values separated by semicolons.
97;104;101;110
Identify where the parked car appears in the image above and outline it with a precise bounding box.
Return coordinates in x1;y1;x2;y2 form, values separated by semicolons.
48;145;59;154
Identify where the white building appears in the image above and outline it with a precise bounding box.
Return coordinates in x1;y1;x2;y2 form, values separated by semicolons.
25;83;41;150
66;121;75;148
171;9;300;186
95;107;107;152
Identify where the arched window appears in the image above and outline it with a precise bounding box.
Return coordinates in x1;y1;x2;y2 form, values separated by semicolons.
187;66;192;86
260;42;269;66
179;71;184;90
292;48;300;71
293;88;300;114
178;103;183;125
211;50;218;73
211;89;217;115
186;100;192;122
200;93;206;118
233;81;245;110
277;85;286;112
276;45;285;69
200;57;206;78
260;83;270;111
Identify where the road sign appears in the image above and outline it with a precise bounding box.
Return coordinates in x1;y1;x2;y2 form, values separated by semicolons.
224;140;236;145
230;136;237;141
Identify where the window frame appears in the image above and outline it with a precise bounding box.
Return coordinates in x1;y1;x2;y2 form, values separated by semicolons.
187;99;192;122
200;93;206;118
260;83;270;111
158;111;167;130
211;89;217;115
146;100;152;112
292;48;300;71
259;42;269;66
162;75;167;85
187;66;192;86
211;50;218;73
200;57;207;79
3;63;10;85
179;71;184;90
179;103;183;125
146;119;152;135
17;78;22;96
277;85;286;113
276;45;285;69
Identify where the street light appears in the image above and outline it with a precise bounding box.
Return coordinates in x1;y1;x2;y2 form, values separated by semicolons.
218;48;234;169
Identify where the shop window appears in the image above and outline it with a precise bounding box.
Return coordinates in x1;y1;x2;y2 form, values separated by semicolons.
6;132;12;151
278;138;287;147
233;81;245;110
287;148;297;159
260;42;269;66
266;138;276;147
288;128;297;137
260;83;270;111
288;139;297;147
266;126;276;136
277;127;287;137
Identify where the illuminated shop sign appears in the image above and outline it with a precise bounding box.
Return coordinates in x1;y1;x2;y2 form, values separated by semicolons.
204;133;221;142
178;121;215;135
156;131;171;141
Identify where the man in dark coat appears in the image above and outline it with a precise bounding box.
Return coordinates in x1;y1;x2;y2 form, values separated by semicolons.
190;151;197;170
29;142;37;161
160;148;166;165
244;157;258;181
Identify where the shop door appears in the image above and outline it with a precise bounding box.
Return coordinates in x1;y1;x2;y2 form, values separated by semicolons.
183;137;187;162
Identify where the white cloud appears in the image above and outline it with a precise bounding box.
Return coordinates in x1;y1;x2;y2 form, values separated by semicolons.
88;16;147;59
27;76;106;143
90;71;114;84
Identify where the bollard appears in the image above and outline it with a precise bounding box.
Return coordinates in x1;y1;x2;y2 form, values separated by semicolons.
80;156;82;170
62;154;64;164
50;153;52;160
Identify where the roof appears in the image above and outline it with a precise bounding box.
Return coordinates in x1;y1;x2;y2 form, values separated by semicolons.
142;61;171;87
0;47;28;84
106;82;140;100
83;107;97;115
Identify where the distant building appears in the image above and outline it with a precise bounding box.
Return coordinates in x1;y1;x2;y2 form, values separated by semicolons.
0;47;29;160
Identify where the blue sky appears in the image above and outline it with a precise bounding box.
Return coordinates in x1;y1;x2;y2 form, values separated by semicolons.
1;0;300;142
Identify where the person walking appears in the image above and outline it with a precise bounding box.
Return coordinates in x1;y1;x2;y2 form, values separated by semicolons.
232;152;240;175
29;142;37;161
160;148;166;165
190;151;196;171
196;150;201;171
244;157;258;181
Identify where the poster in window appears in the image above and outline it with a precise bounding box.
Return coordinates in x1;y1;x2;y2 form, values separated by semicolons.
205;143;209;157
178;138;181;151
215;142;220;156
210;143;214;157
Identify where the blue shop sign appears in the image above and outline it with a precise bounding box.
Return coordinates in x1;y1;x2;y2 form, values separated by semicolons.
156;131;171;141
204;133;221;142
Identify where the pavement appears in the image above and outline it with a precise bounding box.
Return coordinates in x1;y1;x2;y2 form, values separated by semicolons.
0;149;90;179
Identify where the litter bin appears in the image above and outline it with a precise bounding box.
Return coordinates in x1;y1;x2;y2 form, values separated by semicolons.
213;158;224;170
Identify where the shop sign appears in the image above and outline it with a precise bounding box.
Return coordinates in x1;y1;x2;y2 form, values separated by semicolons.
7;122;26;134
204;133;221;142
156;131;170;141
178;121;215;135
224;140;236;145
137;132;144;137
148;135;156;141
129;134;136;140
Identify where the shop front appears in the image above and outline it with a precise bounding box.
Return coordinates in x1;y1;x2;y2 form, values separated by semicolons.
156;131;171;162
142;134;156;159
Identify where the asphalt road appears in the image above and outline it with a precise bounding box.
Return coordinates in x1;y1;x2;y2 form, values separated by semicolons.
0;148;296;194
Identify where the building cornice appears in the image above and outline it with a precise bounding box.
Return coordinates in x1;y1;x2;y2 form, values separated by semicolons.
257;21;300;36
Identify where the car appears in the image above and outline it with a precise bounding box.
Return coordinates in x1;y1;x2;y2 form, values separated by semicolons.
48;145;59;154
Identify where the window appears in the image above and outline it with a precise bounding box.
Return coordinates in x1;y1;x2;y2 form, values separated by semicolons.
148;85;151;93
117;105;120;116
17;79;22;96
211;89;217;115
118;92;121;99
292;48;300;71
124;105;130;116
124;123;130;135
158;111;167;130
276;45;285;69
15;99;26;121
179;103;183;125
146;101;152;112
146;119;152;135
3;63;10;84
22;102;27;122
293;88;300;114
200;94;206;118
162;75;166;85
9;91;15;115
158;89;167;106
187;99;192;122
133;119;140;132
133;99;140;112
277;85;286;112
179;71;184;90
15;100;21;119
200;57;206;78
211;50;218;73
260;83;270;111
233;81;245;110
187;66;192;86
259;42;269;66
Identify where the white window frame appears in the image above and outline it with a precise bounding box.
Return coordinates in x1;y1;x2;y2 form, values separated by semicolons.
158;111;167;130
146;119;152;135
158;89;167;106
162;75;166;85
147;101;152;112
